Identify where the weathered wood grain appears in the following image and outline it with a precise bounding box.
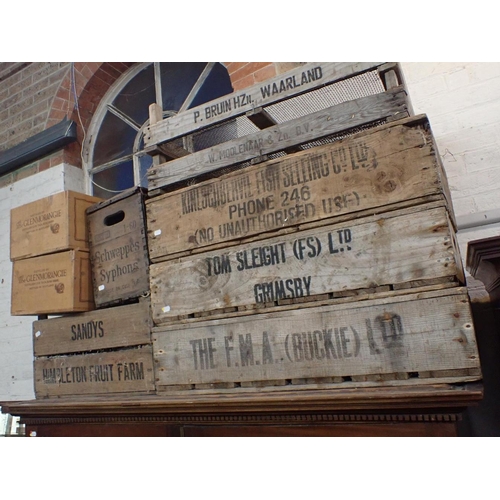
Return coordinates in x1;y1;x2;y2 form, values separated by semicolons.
147;86;408;189
150;204;460;322
144;62;385;147
33;299;152;357
34;346;155;398
146;115;447;262
87;187;150;307
11;249;94;315
10;190;102;261
152;288;479;387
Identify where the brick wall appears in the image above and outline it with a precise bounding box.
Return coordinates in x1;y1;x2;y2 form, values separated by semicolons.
225;62;305;90
0;62;70;152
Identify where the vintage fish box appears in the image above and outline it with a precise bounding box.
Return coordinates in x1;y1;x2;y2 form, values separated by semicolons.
152;287;481;391
86;187;150;308
145;115;454;263
10;190;102;261
32;299;152;357
11;249;94;316
149;201;464;324
34;346;156;398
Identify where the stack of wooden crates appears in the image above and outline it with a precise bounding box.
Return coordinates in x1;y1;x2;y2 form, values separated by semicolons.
24;188;156;398
144;62;481;393
20;61;481;401
10;190;101;317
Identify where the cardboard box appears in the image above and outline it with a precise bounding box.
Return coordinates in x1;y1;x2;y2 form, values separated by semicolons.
10;190;103;261
11;249;94;315
87;187;150;308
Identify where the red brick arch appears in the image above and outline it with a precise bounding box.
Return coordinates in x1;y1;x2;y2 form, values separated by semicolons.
44;63;135;169
44;62;293;170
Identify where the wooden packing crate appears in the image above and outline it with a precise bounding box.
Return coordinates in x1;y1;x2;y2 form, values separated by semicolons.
11;249;94;316
146;87;408;191
87;187;150;308
10;190;102;261
152;288;481;390
144;62;389;149
33;299;152;357
34;346;155;398
146;115;453;263
149;202;464;324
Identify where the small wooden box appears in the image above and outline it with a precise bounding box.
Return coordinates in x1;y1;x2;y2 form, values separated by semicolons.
86;187;150;308
33;299;152;357
10;190;103;261
11;249;94;315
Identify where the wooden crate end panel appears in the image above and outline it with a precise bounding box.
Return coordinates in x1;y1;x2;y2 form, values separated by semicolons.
11;250;94;316
33;300;152;356
34;347;155;398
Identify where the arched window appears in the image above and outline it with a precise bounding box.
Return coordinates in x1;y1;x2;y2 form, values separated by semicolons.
85;62;233;198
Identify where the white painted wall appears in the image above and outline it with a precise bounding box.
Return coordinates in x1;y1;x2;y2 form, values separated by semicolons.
0;164;86;401
401;62;500;218
400;62;500;298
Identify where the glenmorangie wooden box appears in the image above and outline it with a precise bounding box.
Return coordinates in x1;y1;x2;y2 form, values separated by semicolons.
11;249;94;315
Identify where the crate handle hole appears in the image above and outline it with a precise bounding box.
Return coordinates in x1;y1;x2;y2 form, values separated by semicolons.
104;211;125;226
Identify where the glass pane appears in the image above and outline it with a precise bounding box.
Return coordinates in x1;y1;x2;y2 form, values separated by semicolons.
189;63;233;109
92;160;134;199
112;64;156;125
159;62;207;111
92;111;137;167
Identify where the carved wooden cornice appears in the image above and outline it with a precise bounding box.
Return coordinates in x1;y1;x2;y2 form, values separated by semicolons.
467;236;500;300
1;383;483;426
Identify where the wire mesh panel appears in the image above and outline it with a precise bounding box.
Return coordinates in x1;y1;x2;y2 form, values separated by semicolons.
146;63;409;192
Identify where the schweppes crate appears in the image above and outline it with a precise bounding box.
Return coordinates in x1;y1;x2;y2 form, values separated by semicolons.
152;288;481;391
10;190;103;261
145;115;454;263
11;249;94;316
149;201;464;324
32;300;154;398
86;187;150;308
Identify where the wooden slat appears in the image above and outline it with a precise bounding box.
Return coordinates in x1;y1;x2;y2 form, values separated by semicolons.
147;86;408;189
34;347;155;398
33;299;152;357
150;204;459;322
146;115;443;262
152;288;480;387
144;62;385;146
